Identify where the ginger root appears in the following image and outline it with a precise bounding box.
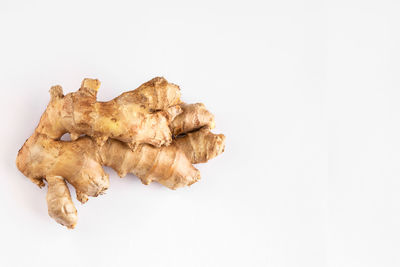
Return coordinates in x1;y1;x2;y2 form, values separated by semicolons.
46;176;77;228
16;77;225;228
40;77;182;147
175;127;225;164
170;103;215;136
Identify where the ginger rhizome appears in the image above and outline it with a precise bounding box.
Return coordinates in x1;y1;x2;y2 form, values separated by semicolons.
16;77;225;229
40;77;181;147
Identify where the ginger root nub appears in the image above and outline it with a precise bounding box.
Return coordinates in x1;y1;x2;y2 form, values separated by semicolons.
170;103;215;136
46;176;77;229
174;127;225;164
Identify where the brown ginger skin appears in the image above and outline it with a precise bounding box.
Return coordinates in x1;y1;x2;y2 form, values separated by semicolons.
39;77;182;147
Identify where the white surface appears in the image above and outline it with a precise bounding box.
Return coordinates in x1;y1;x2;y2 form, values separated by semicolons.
0;0;399;266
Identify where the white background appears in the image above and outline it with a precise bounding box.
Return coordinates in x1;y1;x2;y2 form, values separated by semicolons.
0;0;399;266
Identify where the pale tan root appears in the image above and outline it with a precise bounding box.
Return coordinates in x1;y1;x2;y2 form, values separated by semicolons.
169;103;225;163
174;127;226;164
99;104;225;187
99;128;225;189
37;77;181;147
17;133;110;204
16;78;226;228
170;103;215;136
16;134;204;227
46;175;77;229
100;140;200;189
